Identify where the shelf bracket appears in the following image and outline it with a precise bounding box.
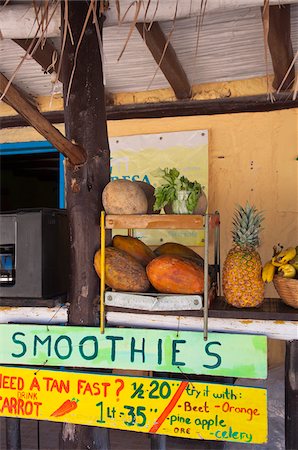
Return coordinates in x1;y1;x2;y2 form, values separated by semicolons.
203;214;209;340
100;211;106;334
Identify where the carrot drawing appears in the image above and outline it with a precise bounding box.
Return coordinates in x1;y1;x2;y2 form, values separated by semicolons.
50;398;78;417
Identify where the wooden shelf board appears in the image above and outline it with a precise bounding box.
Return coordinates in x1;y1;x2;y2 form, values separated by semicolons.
105;214;205;229
0;296;66;308
106;297;298;322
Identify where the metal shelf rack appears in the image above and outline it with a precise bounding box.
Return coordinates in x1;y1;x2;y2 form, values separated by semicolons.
100;212;220;339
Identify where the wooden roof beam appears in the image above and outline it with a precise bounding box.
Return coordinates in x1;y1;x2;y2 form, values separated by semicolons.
135;22;192;100
13;38;61;81
267;4;295;91
0;73;86;165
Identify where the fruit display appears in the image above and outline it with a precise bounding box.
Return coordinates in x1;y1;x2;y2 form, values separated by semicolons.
262;245;298;282
94;235;210;295
146;255;206;294
222;203;265;308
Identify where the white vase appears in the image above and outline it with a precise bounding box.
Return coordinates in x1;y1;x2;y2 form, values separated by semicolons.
171;191;191;214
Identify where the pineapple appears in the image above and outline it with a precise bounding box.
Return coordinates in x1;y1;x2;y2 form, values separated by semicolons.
222;203;265;308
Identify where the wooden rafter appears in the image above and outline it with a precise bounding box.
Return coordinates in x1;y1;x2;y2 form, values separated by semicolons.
13;38;61;81
3;93;298;129
135;22;192;100
0;73;86;165
267;5;295;91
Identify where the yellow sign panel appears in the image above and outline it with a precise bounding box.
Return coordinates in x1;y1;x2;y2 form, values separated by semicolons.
0;366;267;444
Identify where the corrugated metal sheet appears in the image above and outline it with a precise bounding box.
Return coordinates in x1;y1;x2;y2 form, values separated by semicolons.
0;5;297;97
0;39;56;98
103;6;298;92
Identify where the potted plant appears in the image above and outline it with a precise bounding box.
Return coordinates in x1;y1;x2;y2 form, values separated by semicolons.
153;168;206;214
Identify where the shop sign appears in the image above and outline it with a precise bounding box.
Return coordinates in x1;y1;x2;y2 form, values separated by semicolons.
0;365;267;444
0;325;267;378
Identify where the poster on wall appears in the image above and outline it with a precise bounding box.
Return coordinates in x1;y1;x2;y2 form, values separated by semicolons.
0;366;267;444
109;130;208;246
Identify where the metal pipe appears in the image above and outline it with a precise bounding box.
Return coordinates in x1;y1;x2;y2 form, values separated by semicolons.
100;211;106;334
203;214;209;340
214;211;221;296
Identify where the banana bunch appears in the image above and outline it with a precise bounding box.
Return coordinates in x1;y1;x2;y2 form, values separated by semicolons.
262;245;298;282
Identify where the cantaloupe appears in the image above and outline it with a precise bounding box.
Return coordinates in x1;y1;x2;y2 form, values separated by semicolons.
146;255;207;294
102;180;148;214
94;247;150;292
112;235;155;266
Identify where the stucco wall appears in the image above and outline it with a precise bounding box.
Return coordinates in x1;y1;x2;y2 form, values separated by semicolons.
1;108;297;297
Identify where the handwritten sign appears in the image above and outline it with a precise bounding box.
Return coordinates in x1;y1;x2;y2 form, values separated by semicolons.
0;325;267;378
0;366;267;443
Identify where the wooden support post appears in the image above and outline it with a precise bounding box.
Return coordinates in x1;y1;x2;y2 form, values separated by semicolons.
5;418;21;450
285;340;298;450
60;1;110;449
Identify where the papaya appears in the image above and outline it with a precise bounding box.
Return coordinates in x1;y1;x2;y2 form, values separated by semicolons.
94;247;150;292
154;242;204;266
112;235;155;266
146;255;208;294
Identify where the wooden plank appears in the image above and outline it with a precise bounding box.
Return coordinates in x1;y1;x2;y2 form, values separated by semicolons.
0;296;66;308
135;22;191;100
208;297;298;321
13;38;61;80
106;311;298;341
105;214;204;229
107;297;297;321
0;366;268;444
267;5;295;91
0;306;68;324
0;73;86;165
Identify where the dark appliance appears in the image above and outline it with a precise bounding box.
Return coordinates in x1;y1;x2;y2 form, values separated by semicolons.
0;209;69;298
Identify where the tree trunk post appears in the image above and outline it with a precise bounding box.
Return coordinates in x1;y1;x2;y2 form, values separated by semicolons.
60;1;110;448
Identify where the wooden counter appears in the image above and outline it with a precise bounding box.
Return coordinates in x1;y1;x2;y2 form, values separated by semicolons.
106;297;298;341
